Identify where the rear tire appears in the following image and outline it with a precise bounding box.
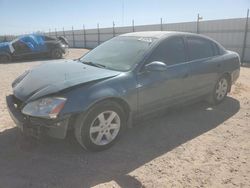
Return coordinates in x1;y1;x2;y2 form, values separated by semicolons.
207;75;230;105
51;48;63;59
74;100;126;151
0;54;11;63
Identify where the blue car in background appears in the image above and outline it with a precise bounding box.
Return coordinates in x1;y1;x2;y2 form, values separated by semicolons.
0;34;69;63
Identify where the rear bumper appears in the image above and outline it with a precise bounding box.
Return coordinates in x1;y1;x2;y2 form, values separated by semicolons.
6;95;70;139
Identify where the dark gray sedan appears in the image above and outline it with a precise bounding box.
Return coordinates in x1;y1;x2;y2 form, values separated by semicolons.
6;31;240;151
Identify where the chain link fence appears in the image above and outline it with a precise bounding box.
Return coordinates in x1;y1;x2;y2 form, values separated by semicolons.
1;13;250;63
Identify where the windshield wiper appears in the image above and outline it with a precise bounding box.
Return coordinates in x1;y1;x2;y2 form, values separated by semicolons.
81;61;106;68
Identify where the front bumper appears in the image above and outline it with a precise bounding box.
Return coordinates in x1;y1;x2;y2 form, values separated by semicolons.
6;95;69;139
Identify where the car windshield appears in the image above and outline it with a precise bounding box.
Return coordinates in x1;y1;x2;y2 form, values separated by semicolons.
80;36;156;71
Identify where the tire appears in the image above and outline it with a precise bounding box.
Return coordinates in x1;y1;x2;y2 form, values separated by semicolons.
51;48;63;59
0;54;11;63
207;75;230;105
74;100;126;151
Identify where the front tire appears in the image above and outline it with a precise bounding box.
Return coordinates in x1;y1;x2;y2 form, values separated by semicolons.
208;75;230;105
74;100;126;151
51;48;63;59
0;54;11;63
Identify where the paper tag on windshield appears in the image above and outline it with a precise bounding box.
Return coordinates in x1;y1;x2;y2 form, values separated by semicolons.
138;37;153;43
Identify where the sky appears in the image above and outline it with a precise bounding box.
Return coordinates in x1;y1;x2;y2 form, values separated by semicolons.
0;0;249;35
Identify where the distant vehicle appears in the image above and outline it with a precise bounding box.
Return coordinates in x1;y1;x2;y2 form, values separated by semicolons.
6;31;240;151
0;34;69;63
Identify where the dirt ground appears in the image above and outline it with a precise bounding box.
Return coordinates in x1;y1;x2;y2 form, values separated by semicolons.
0;49;249;188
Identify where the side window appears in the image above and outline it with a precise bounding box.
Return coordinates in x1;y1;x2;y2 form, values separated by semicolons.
148;37;186;65
187;37;214;60
211;42;220;56
44;36;56;41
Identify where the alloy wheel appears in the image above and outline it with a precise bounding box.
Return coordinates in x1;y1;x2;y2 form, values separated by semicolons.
89;111;121;146
215;78;228;101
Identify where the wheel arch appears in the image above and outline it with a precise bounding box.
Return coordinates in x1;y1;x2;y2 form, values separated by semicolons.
69;96;132;132
88;97;131;121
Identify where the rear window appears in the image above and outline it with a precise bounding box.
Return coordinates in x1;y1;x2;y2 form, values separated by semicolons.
211;42;220;56
187;37;214;60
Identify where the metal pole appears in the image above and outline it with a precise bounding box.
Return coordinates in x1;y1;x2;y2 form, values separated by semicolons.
55;28;57;37
196;14;203;34
63;27;66;38
97;23;100;45
197;14;199;34
132;19;135;32
83;25;86;48
72;26;75;48
241;9;249;65
112;21;115;37
49;29;51;36
160;18;163;31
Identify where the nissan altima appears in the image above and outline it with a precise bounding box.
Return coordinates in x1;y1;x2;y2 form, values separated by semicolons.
6;31;240;151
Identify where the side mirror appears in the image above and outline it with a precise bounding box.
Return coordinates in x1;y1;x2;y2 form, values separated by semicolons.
144;61;167;72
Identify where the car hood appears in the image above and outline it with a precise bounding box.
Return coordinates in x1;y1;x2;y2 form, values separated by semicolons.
12;59;122;102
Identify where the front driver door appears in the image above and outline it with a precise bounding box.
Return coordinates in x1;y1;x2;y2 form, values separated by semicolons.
137;36;189;116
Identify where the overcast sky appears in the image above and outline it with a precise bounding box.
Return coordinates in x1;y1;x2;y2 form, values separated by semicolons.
0;0;249;35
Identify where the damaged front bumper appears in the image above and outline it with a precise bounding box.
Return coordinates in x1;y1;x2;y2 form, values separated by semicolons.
6;95;70;139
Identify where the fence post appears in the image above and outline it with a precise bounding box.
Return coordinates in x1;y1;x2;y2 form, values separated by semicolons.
113;21;115;37
83;25;86;48
55;28;57;37
72;26;75;48
160;18;163;31
97;23;100;45
196;14;203;34
63;27;66;38
241;9;249;64
132;19;135;32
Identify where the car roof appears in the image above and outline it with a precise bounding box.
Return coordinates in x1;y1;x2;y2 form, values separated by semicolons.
120;31;212;40
119;31;224;49
19;34;44;38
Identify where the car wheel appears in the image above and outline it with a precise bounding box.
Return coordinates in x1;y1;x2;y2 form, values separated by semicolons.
0;54;11;63
51;48;63;59
208;75;230;105
74;100;126;151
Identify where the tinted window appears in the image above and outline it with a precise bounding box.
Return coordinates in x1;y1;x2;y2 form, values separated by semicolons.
211;42;220;56
187;37;214;60
44;36;56;41
148;37;186;65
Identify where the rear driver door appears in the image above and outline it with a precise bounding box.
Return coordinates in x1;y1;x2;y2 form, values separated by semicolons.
184;36;219;99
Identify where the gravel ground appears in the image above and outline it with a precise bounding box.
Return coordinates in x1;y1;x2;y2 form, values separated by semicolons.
0;49;249;188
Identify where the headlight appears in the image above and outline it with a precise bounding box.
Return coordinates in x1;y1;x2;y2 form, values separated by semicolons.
22;97;67;119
